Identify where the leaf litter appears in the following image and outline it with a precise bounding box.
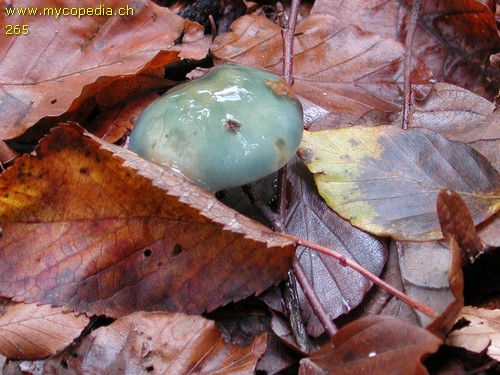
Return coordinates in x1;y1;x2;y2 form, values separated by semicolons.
0;0;499;373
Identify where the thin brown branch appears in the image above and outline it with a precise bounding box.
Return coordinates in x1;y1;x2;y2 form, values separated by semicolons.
402;0;423;130
278;0;301;224
293;261;338;338
285;234;440;319
280;0;300;85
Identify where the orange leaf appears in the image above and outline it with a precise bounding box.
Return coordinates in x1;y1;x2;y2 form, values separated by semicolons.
299;316;442;375
211;13;433;121
0;124;295;317
44;312;266;374
310;0;500;99
0;302;89;359
0;0;209;140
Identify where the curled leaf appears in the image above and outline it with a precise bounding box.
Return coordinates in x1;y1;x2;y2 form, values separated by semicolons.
299;315;442;375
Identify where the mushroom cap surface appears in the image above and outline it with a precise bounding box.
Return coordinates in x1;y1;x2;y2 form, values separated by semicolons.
129;64;303;192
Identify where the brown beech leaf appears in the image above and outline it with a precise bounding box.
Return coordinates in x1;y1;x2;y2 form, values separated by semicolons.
286;157;387;336
0;0;209;140
299;126;500;240
0;302;89;360
410;83;496;144
211;13;432;122
437;190;484;264
87;92;160;143
43;312;266;374
311;0;500;99
299;315;442;375
0;124;295;317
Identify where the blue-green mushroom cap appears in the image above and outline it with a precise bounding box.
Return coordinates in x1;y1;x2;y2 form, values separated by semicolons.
129;64;303;192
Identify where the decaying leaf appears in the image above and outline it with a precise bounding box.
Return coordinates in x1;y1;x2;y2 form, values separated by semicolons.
43;312;267;374
410;83;496;144
286;157;387;336
310;0;500;99
211;13;432;123
437;189;484;264
395;241;457;328
0;0;210;140
299;315;442;375
446;306;500;361
0;302;89;359
0;124;295;317
299;126;500;240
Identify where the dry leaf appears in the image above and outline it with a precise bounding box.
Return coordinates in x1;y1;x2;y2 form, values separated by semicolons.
0;0;209;140
299;126;500;240
0;124;295;317
311;0;500;99
0;302;88;359
43;312;266;374
446;306;500;361
395;241;457;328
211;13;432;121
286;157;387;336
299;315;442;375
437;189;484;264
410;83;496;144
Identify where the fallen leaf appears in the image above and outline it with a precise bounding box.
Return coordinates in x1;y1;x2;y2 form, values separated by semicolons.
286;157;387;336
0;302;89;359
410;83;496;144
478;212;499;248
211;13;433;121
0;0;210;140
0;123;295;317
467;110;500;172
87;92;160;143
43;312;267;374
395;241;457;328
446;306;500;361
299;315;442;375
437;189;484;264
310;0;500;99
299;126;500;240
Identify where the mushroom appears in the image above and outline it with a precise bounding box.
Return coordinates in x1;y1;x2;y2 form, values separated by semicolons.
129;64;303;192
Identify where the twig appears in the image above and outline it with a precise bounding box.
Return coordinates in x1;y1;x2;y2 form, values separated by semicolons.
282;269;310;352
285;234;440;319
277;0;301;224
276;0;301;224
293;261;338;337
402;0;423;130
277;0;321;347
279;0;300;85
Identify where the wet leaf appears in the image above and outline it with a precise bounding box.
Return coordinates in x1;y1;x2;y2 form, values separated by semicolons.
211;13;432;122
0;0;209;140
44;312;267;374
299;126;500;240
286;157;387;336
299;315;442;375
446;306;500;361
311;0;500;99
0;302;89;359
0;124;295;317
